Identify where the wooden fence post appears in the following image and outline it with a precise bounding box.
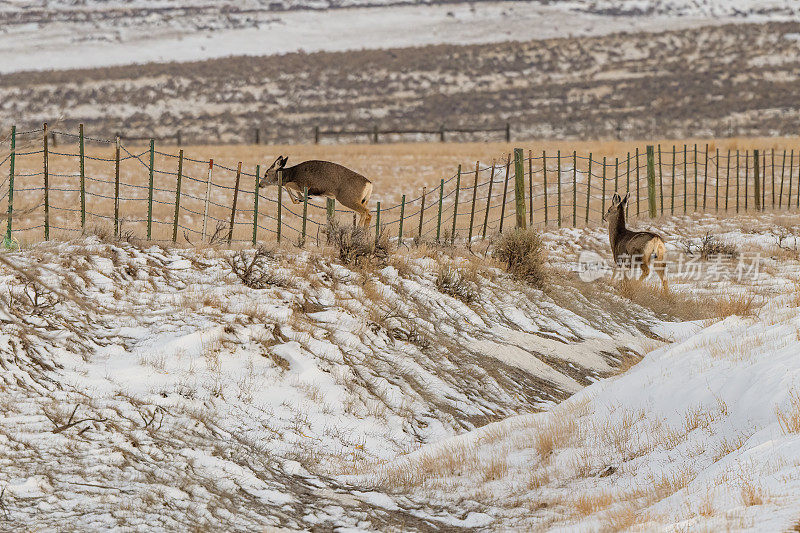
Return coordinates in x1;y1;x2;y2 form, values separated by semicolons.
147;138;155;240
301;187;309;246
375;201;381;244
176;130;182;146
753;150;761;211
202;159;213;240
658;145;664;215
43;123;50;241
483;164;495;238
5;126;15;245
499;155;511;233
468;161;479;242
276;168;283;243
513;148;526;229
572;151;577;227
228;162;242;244
79;124;85;231
585;154;592;224
173;150;183;243
253;164;260;245
646;145;657;218
398;194;406;245
440;125;445;143
314;126;320;144
326;198;335;227
113;135;120;238
419;186;427;239
255;128;260;145
505;122;510;143
451;164;461;242
372;125;378;144
436;178;444;241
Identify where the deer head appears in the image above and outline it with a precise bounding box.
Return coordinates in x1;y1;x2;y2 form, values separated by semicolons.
603;192;629;222
259;156;288;188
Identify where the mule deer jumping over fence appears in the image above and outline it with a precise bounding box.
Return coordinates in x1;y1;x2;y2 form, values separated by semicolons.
260;156;373;228
604;192;668;290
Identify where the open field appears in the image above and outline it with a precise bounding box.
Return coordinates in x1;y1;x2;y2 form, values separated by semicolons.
3;137;800;246
4;21;800;144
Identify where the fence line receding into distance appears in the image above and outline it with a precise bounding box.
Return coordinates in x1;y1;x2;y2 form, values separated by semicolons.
1;125;798;248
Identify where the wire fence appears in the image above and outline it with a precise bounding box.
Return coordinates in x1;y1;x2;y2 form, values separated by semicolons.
1;125;798;248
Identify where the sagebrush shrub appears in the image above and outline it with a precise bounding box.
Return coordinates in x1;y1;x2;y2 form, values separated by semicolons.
493;228;547;288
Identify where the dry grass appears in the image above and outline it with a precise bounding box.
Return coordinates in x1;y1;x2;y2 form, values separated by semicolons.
776;389;800;435
616;279;756;321
493;228;547;288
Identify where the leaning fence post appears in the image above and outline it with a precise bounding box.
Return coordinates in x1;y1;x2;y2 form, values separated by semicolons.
451;164;461;243
585;154;592;224
252;164;260;245
43;123;50;241
436;179;444;241
398;194;406;245
301;187;309;246
173;150;183;243
468;161;479;242
499;155;511;233
228;162;242;244
513;148;526;229
419;186;427;239
482;164;495;238
113;135;120;238
375;201;381;244
276;167;283;243
79;124;85;231
646;145;657;218
146;139;155;239
753;149;761;211
5;125;15;246
202;159;213;240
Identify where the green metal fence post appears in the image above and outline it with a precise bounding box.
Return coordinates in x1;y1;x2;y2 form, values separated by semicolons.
44;123;50;241
585;154;592;224
451;164;461;242
5;126;15;246
114;136;120;238
173;150;183;243
276;168;283;243
436;178;444;241
468;161;479;242
301;187;308;246
646;145;657;218
753;149;761;211
147;138;155;239
398;194;406;246
228;161;242;244
375;201;381;244
79;124;85;231
253;164;260;245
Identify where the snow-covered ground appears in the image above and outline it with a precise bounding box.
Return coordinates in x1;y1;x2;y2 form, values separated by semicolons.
1;0;798;73
0;211;798;529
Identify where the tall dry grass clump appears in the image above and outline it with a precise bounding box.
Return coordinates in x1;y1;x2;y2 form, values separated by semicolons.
328;223;392;266
493;228;547;288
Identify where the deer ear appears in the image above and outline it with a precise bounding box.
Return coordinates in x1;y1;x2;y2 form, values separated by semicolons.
612;193;621;204
621;193;630;205
278;156;288;168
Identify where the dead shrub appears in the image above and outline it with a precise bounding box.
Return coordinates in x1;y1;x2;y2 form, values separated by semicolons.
776;389;800;435
227;247;288;289
328;222;392;266
682;231;739;260
493;228;547;288
435;266;477;303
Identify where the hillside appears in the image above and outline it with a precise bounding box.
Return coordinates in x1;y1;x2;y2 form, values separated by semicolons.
1;210;798;529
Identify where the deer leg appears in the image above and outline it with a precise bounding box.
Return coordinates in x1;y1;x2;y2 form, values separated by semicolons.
358;206;372;228
284;185;303;204
639;255;651;281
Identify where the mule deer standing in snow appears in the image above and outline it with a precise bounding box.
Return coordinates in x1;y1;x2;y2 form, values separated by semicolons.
259;156;373;228
603;192;668;290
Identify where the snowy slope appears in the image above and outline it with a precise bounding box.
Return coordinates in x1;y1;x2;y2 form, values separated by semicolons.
347;295;800;530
